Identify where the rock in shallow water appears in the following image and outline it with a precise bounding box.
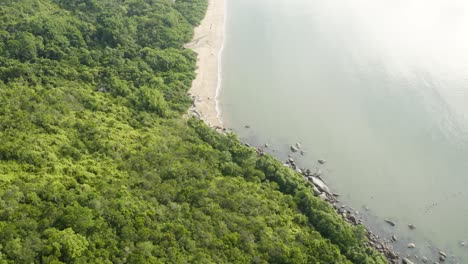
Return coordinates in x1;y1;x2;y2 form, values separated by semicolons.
402;258;415;264
290;145;299;152
407;243;416;248
309;176;330;194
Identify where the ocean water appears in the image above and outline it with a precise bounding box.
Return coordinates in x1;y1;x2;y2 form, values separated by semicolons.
219;0;468;262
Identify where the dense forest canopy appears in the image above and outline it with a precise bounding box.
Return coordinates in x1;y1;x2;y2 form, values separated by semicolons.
0;0;386;263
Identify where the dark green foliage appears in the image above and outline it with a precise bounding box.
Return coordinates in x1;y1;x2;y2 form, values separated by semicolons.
0;0;386;263
174;0;210;26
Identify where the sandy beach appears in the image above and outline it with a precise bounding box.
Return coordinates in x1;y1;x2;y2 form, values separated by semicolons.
186;0;225;128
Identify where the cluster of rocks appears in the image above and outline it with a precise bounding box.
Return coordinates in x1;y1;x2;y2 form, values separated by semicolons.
382;220;455;263
282;155;401;263
247;140;460;264
402;250;449;264
212;125;228;134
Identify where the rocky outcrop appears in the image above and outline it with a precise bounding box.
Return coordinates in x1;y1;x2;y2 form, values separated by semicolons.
402;258;415;264
290;145;299;152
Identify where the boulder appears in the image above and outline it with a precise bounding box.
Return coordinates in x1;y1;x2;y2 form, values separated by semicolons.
407;243;415;248
313;187;321;196
318;159;326;164
318;193;328;200
408;224;416;230
384;219;396;226
309;176;331;194
391;235;397;242
402;258;415;264
421;256;428;263
290;145;299;152
347;214;357;224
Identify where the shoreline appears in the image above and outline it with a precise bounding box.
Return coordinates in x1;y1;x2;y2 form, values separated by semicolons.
185;1;400;261
184;1;431;263
186;0;226;128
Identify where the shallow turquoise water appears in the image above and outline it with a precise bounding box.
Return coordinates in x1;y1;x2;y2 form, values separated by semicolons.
220;0;468;262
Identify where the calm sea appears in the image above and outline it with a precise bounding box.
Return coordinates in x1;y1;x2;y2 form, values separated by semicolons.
220;0;468;262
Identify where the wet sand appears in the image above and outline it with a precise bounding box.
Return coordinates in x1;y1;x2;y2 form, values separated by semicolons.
186;0;225;128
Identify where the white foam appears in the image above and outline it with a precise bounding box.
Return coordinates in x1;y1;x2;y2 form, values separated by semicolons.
214;0;227;127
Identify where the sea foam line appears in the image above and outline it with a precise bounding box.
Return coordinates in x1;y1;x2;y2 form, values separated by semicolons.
215;0;227;127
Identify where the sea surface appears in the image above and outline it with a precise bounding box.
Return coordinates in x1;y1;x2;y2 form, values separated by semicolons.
219;0;468;262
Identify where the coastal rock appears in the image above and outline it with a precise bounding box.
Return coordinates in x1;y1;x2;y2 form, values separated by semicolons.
439;251;447;261
318;159;326;164
295;142;302;149
313;187;321;196
264;143;269;148
421;256;428;263
408;224;416;230
309;176;331;194
290;145;299;152
391;235;397;242
318;193;328;201
384;219;396;226
244;125;250;128
460;241;465;247
300;150;305;155
407;243;415;248
402;258;415;264
347;214;357;224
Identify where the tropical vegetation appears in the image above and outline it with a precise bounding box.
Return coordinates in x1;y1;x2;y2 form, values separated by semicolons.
0;0;386;263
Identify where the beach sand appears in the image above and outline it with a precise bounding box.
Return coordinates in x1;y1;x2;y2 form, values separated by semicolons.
186;0;225;128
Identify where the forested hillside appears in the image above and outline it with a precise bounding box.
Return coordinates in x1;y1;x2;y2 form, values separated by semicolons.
0;0;386;263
